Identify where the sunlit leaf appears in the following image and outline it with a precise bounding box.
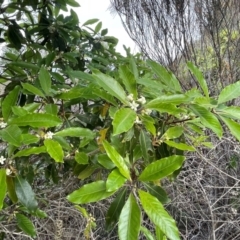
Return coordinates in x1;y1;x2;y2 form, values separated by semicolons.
139;190;180;240
138;155;185;181
0;169;7;210
218;81;240;104
118;193;141;240
67;181;115;204
44;139;64;163
112;108;136;135
106;169;127;192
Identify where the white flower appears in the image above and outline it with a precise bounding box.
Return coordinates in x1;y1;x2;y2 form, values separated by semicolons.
135;116;142;124
137;96;146;104
44;131;54;139
0;156;6;164
141;109;152;115
129;101;139;111
0;122;7;128
6;168;12;176
127;94;134;102
61;88;69;93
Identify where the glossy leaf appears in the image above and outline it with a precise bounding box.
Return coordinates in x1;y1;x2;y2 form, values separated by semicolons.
75;152;88;164
140;226;155;240
92;70;127;104
164;141;195;151
55;127;95;139
67;180;115;204
16;213;36;238
9;113;61;128
103;140;131;180
21;82;45;98
15;176;38;212
1;125;22;147
6;176;18;203
106;188;126;231
0;169;7;210
146;94;189;105
140;114;156;136
112;108;136;135
220;116;240;141
118;193;141;240
78;165;98;180
44;139;64;163
98;154;115;169
189;104;222;137
14;146;46;158
138;155;185;181
218;81;240;104
21;134;40;145
119;65;137;97
139;130;152;162
162;126;184;140
139;190;180;240
2;85;20;121
106;169;127;192
145;102;183;115
147;60;182;92
144;182;170;204
39;67;51;95
187;62;209;97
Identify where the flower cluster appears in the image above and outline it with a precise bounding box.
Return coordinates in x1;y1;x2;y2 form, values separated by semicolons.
127;94;147;112
0;156;6;164
0;122;7;128
44;131;54;139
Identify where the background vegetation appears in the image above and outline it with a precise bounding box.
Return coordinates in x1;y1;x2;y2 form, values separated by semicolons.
0;0;240;239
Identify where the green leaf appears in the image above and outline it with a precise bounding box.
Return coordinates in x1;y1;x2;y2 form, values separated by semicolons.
75;152;88;164
189;104;222;137
113;108;136;135
118;193;141;240
218;81;240;104
220;116;240;141
147;60;182;92
145;102;184;115
138;155;185;181
0;169;7;210
45;104;58;115
82;18;99;26
66;0;80;7
144;182;170;204
21;134;40;145
78;165;98;180
39;67;51;95
187;62;209;98
140;226;155;240
21;82;45;98
93;88;118;106
102;141;131;180
139;130;152;162
16;213;36;238
162;126;184;140
146;94;189;105
6;176;18;203
15;176;38;212
140;114;156;136
9;113;61;128
106;188;126;231
98;154;115;169
9;61;39;71
92;70;127;104
1;125;22;147
2;85;20;121
95;21;102;33
217;106;240;120
14;146;46;158
106;169;127;192
44;139;64;163
139;190;180;240
12;106;28;116
164;140;195;151
67;180;115;204
119;65;137;98
55;127;95;139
